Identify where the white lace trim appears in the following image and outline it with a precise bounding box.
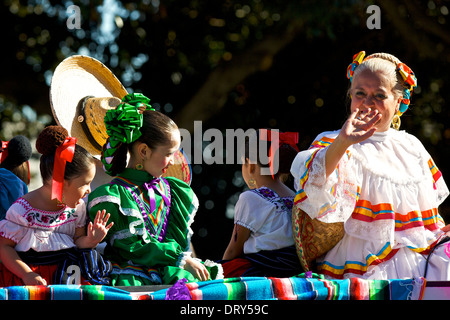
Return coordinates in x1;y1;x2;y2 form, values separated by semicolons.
291;129;449;249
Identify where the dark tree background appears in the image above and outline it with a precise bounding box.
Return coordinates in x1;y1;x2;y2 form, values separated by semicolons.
1;0;450;261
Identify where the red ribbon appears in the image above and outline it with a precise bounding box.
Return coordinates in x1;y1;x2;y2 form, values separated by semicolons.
0;140;9;163
259;129;299;178
51;137;77;202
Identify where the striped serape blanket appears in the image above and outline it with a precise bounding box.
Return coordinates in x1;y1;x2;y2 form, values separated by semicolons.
147;275;426;300
0;275;426;300
0;285;133;300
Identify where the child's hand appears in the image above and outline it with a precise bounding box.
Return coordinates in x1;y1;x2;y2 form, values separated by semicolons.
22;272;47;286
86;209;114;245
184;257;210;281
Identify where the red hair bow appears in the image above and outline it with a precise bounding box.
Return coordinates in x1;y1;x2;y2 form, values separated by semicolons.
0;140;9;163
259;129;299;178
51;137;77;203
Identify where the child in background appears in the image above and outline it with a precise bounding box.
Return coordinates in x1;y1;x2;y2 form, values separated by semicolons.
0;135;32;219
0;126;113;286
222;129;303;278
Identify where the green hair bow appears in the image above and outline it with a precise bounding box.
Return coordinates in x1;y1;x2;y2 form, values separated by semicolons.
102;93;154;175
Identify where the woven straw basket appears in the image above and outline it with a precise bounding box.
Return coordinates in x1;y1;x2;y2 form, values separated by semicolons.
292;204;344;271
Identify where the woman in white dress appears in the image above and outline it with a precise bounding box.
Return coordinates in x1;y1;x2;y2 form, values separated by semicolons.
291;51;450;280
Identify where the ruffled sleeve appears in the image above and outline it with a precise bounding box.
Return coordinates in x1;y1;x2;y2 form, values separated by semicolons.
0;199;84;251
75;201;88;229
0;200;28;243
88;182;145;242
234;191;270;232
290;130;358;223
411;134;449;206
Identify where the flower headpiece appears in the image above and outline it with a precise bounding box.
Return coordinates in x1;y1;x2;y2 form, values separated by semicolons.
102;93;155;176
396;62;417;115
347;51;417;117
259;129;300;178
346;51;366;82
0;140;9;163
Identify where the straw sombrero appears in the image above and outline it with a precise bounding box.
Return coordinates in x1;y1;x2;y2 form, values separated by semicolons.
292;204;344;272
50;55;192;184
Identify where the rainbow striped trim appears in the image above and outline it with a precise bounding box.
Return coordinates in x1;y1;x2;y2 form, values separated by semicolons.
317;242;398;279
112;176;170;240
293;147;322;204
353;199;444;233
310;136;334;149
428;158;442;189
294;135;352;207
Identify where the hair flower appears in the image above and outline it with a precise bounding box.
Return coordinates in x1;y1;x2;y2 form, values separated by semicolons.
346;51;366;82
102;93;155;175
104;93;154;146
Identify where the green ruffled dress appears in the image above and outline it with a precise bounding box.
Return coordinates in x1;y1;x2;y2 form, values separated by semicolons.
87;168;221;286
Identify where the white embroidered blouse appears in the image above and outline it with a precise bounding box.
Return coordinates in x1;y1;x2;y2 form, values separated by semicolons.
0;198;87;252
234;187;294;254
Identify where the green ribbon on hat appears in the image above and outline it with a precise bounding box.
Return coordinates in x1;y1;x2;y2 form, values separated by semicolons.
102;93;154;175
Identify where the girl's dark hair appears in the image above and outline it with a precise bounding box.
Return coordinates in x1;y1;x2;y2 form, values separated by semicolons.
105;110;178;176
36;126;95;183
244;130;298;180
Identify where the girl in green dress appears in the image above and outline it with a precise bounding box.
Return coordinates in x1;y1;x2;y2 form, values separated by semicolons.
87;93;222;286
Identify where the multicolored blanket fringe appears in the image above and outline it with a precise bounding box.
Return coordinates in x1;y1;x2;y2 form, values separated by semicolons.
0;285;133;300
0;276;426;300
146;275;426;300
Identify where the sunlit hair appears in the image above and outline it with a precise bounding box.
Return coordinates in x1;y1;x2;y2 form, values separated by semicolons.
349;53;405;100
106;110;179;176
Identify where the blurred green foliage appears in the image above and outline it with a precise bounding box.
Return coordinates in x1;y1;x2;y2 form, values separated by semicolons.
1;0;450;259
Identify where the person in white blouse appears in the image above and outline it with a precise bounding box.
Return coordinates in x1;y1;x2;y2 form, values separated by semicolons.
222;129;303;278
0;126;113;286
291;51;450;280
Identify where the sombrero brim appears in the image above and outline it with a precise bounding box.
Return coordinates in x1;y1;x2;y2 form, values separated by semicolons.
50;55;192;184
49;55;128;156
163;148;192;185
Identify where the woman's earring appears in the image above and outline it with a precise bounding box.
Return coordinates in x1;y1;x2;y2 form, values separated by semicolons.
392;114;401;130
135;163;144;170
248;178;257;189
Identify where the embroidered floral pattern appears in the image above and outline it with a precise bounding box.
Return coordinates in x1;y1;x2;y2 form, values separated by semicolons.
18;198;78;228
251;187;294;212
282;198;294;210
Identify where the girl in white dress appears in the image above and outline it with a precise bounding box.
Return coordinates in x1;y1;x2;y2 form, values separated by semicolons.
0;126;113;286
291;52;450;280
222;130;303;278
